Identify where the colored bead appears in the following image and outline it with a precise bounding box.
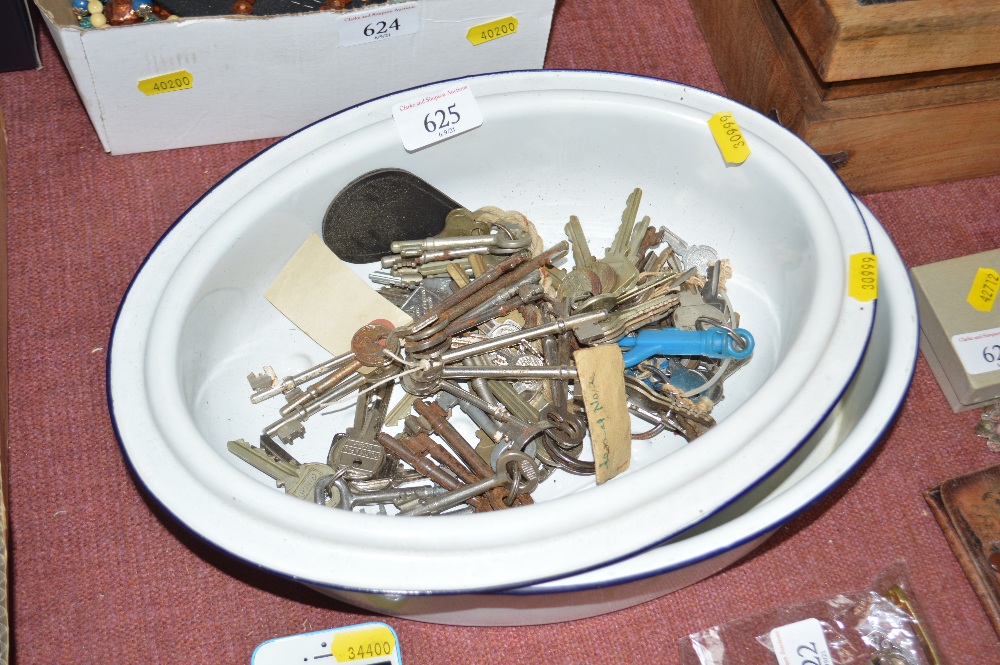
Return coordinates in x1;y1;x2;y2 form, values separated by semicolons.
72;0;89;9
105;0;143;24
89;11;107;26
87;0;103;13
231;0;253;13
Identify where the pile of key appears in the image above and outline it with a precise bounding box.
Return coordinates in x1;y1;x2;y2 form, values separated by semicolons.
229;187;754;516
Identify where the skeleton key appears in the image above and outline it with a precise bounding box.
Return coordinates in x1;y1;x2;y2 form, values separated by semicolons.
376;432;493;512
327;379;394;480
248;350;357;404
270;321;400;443
264;372;365;444
227;439;338;502
400;451;538;516
324;476;447;511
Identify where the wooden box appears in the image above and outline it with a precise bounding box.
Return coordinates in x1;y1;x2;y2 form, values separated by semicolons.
690;0;1000;193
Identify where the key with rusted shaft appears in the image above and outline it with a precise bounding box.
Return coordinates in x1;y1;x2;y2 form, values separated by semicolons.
376;432;492;512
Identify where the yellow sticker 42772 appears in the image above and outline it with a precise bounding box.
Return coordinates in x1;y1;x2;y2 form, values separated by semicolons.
967;267;999;312
137;70;193;96
467;16;518;45
849;253;878;302
708;111;751;165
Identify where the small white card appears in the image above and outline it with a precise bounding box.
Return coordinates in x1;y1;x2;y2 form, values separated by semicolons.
391;84;483;152
952;325;1000;375
339;2;420;48
769;618;833;665
264;234;411;356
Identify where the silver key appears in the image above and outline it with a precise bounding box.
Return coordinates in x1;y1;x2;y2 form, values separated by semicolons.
263;372;366;444
327;379;394;479
660;226;719;276
400;451;538;516
324;477;447;511
437;310;608;365
248;350;357;404
227;438;338;501
398;276;456;319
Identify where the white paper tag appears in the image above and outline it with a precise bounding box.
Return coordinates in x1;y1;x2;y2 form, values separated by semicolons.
769;618;833;665
263;234;411;356
952;325;1000;375
339;2;420;48
391;84;484;151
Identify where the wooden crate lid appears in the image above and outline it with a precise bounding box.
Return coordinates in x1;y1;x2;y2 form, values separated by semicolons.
776;0;1000;81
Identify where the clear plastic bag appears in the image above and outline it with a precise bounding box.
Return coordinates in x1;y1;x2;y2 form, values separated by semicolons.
678;562;943;665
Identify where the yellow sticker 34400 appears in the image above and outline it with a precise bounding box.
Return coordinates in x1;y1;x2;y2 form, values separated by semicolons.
849;253;878;302
330;624;397;662
137;70;193;96
967;267;999;312
467;16;518;45
708;111;751;165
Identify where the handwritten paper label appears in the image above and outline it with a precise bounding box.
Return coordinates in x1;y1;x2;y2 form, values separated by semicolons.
391;84;484;152
708;111;751;165
574;345;630;484
967;267;999;312
769;618;833;665
137;70;193;96
848;252;878;302
339;2;419;48
467;16;518;45
952;326;1000;376
264;234;411;356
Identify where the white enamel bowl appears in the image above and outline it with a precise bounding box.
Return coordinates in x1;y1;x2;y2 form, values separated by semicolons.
319;202;916;623
108;71;874;593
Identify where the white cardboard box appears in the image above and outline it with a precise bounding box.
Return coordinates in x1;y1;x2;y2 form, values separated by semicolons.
911;249;1000;412
34;0;555;154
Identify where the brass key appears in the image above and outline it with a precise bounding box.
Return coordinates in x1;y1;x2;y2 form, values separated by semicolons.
227;439;340;503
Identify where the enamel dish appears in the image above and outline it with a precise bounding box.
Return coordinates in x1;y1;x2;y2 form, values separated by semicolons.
108;71;874;593
319;202;914;623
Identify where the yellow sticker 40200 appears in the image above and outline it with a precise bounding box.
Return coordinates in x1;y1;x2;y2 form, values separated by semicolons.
330;624;396;662
967;267;999;312
708;111;750;165
467;16;518;45
849;253;878;302
137;70;193;96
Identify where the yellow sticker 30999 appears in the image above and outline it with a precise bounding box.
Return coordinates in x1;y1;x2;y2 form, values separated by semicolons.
330;624;397;662
467;16;518;45
967;267;999;312
849;253;878;302
708;111;751;164
137;70;193;96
